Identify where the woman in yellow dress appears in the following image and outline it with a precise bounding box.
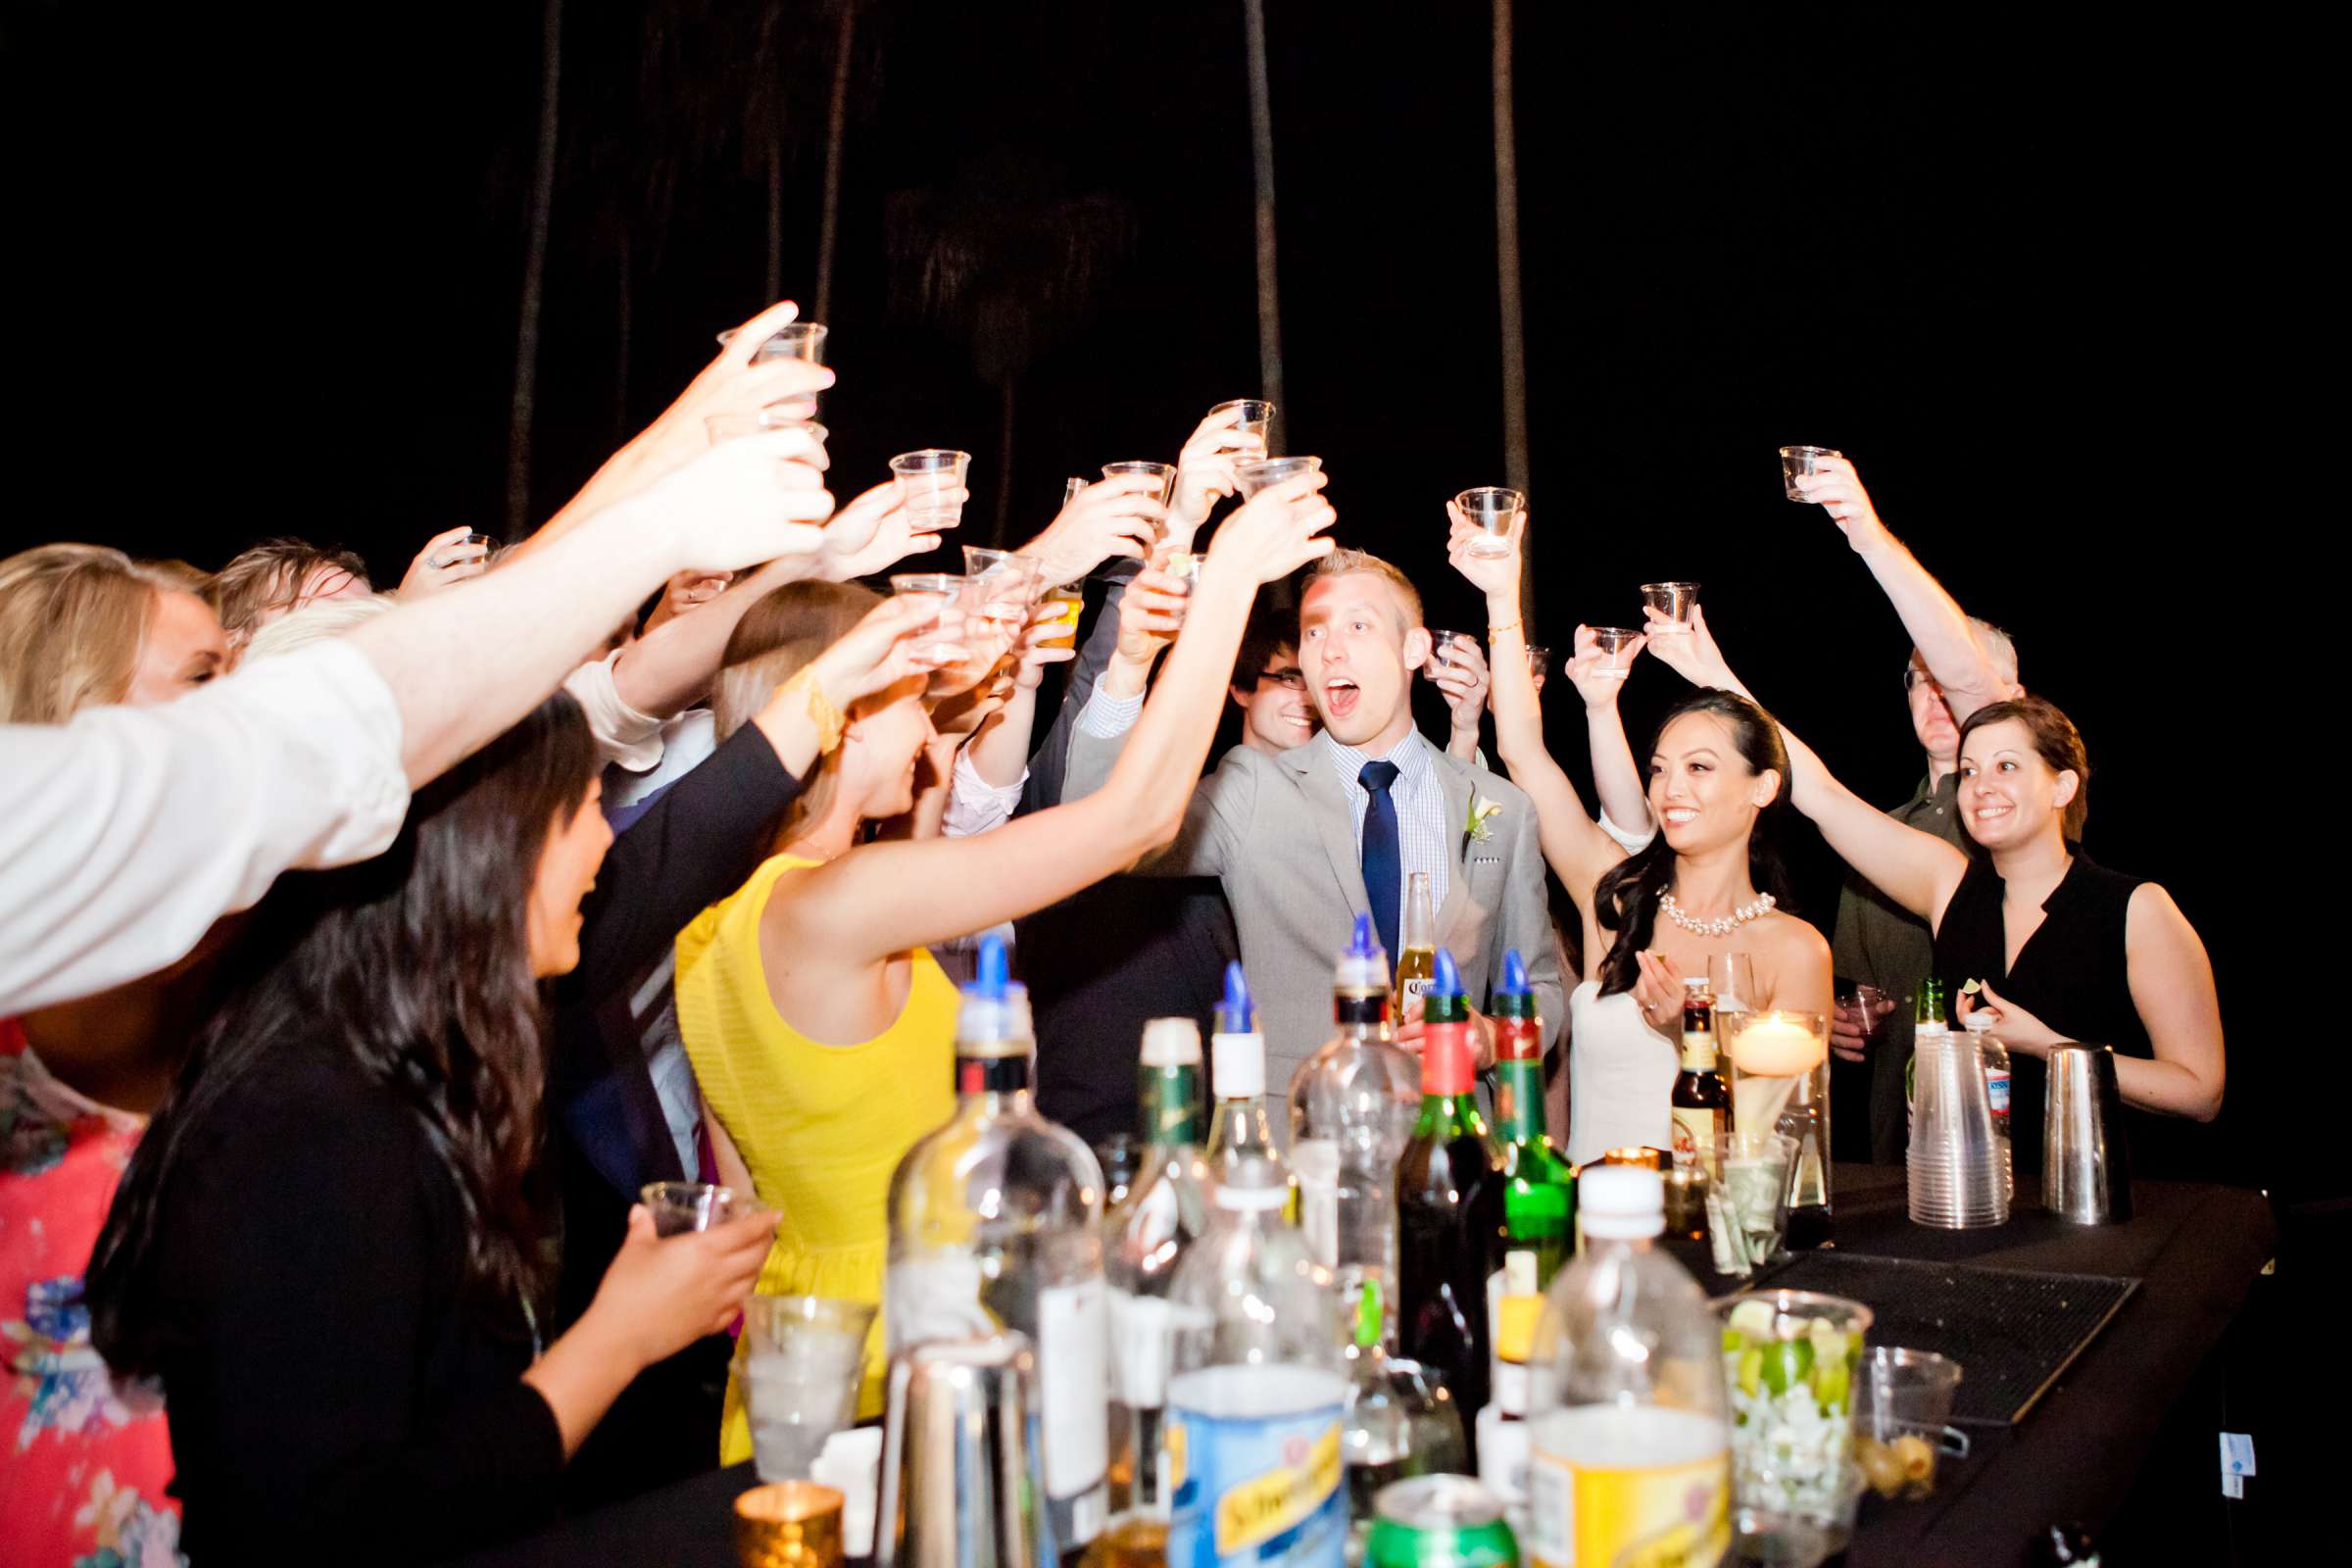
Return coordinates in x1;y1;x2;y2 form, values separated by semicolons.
676;473;1335;1458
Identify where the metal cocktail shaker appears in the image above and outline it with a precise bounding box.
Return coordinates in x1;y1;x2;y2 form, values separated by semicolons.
2043;1043;2132;1224
877;1333;1043;1568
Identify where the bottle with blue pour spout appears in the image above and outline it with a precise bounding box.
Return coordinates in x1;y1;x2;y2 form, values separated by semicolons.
1202;961;1287;1197
1395;948;1505;1457
1165;970;1348;1568
1288;912;1420;1351
885;934;1111;1558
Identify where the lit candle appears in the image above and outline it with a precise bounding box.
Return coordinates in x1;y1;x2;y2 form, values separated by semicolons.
1728;1012;1827;1076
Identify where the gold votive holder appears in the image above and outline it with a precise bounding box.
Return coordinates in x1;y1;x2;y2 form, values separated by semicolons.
735;1480;845;1568
1601;1145;1664;1171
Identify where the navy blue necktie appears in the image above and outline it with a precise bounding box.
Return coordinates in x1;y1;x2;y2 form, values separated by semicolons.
1358;760;1402;968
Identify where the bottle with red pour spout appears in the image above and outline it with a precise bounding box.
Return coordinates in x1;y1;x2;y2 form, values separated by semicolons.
1395;947;1505;1456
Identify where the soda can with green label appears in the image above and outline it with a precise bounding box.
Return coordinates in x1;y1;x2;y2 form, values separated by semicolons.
1366;1475;1519;1568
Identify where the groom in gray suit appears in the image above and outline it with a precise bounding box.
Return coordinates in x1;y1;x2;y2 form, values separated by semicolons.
1064;547;1564;1096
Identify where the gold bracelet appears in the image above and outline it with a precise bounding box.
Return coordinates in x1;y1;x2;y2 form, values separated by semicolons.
778;665;848;754
1488;619;1523;638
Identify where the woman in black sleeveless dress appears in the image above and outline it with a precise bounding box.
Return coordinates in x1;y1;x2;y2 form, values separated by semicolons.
1787;696;2224;1175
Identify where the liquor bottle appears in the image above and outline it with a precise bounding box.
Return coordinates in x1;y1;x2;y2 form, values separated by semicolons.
1164;1155;1348;1568
1289;912;1419;1348
1342;1278;1468;1553
1104;1018;1213;1525
1203;962;1286;1191
1396;948;1505;1451
885;936;1110;1555
1483;947;1573;1503
1395;871;1438;1003
1669;976;1731;1163
1523;1168;1731;1568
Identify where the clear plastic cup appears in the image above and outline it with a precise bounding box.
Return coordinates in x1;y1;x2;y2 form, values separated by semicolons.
640;1181;754;1237
1641;581;1701;627
1591;626;1642;682
962;547;1045;606
1038;585;1083;651
1455;487;1524;559
1423;629;1469;675
1233;455;1322;497
1101;461;1178;506
717;321;829;364
1778;445;1840;502
890;450;972;532
1207;398;1276;442
1907;1034;2006;1228
1852;1348;1966;1501
888;572;969;668
743;1296;877;1482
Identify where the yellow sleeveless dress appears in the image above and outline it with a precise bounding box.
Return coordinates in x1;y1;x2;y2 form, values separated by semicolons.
674;852;958;1464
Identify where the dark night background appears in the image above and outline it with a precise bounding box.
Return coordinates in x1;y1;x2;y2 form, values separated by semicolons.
2;2;2318;1540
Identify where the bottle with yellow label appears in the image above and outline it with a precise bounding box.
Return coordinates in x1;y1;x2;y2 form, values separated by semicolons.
1164;1142;1348;1568
1522;1167;1730;1568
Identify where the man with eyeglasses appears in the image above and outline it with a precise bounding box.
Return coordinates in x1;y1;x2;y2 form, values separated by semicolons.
1791;454;2023;1162
1229;621;1320;756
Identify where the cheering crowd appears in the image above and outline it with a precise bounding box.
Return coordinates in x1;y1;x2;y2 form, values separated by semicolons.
0;299;2225;1563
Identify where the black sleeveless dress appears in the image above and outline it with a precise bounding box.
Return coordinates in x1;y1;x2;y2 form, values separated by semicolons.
1931;851;2197;1180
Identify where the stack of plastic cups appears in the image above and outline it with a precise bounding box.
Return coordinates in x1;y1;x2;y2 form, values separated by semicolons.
1906;1033;2009;1228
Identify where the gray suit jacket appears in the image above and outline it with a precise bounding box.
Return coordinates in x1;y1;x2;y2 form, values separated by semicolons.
1065;726;1567;1096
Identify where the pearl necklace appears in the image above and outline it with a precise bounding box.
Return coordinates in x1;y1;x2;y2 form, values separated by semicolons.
1657;890;1776;938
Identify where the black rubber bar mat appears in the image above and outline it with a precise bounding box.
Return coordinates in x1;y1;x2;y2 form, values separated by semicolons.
1744;1251;2140;1426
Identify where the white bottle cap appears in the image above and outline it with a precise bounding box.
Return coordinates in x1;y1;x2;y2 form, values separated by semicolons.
1961;1011;1997;1034
1211;1031;1264;1098
1142;1017;1203;1067
1578;1166;1666;1241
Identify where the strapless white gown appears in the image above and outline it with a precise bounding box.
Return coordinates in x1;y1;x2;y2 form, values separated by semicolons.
1565;979;1679;1166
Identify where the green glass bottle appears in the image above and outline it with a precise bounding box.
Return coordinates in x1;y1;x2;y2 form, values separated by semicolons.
1396;948;1504;1447
1906;975;1951;1141
1491;949;1575;1290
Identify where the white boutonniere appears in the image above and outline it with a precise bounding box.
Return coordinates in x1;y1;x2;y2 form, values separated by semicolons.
1465;794;1504;846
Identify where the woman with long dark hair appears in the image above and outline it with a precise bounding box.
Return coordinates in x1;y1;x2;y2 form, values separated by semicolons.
1449;512;1833;1163
86;693;776;1562
1644;610;2224;1176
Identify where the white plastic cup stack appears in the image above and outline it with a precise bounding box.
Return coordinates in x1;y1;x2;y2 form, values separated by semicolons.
1907;1033;2009;1228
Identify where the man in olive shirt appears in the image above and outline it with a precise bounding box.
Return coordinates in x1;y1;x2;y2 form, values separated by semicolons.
1792;455;2023;1162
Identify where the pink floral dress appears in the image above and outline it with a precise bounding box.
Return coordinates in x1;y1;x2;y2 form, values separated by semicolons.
1;1017;182;1568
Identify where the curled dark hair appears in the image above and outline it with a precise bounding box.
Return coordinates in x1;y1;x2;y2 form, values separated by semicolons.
90;693;597;1375
1593;690;1795;998
1957;696;2090;840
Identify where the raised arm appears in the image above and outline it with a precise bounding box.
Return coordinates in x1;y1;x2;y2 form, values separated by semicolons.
775;474;1336;962
514;300;836;559
1643;604;1971;925
1563;623;1655;840
1792;455;2010;721
1446;506;1623;897
350;430;833;789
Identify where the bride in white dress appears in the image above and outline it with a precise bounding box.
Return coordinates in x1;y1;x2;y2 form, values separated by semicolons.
1446;509;1833;1165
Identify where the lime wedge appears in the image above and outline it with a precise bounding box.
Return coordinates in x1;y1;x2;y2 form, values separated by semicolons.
1738;1347;1764;1397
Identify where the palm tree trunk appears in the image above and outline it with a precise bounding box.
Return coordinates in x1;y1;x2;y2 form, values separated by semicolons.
993;376;1017;546
814;2;858;320
614;226;633;450
1491;0;1534;634
765;133;786;304
508;0;564;536
1242;0;1287;452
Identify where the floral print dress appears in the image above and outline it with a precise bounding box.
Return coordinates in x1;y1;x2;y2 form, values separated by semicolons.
1;1017;182;1568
